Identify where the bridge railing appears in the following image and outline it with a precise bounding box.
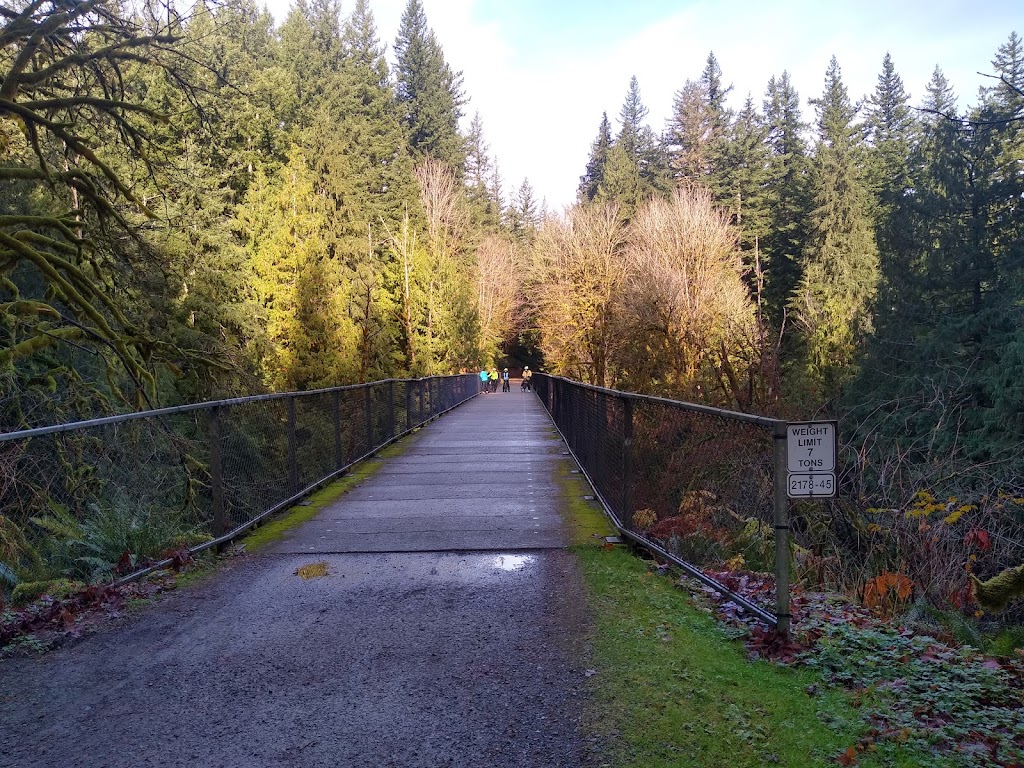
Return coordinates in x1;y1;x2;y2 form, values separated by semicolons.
533;373;790;633
0;374;479;588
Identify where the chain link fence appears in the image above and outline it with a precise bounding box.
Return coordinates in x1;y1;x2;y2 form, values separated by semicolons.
533;373;790;631
0;375;479;591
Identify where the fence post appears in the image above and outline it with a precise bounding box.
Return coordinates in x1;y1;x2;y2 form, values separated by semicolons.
622;397;633;529
364;384;373;452
387;380;395;439
418;380;424;424
573;385;582;458
287;396;298;495
405;381;413;432
773;420;791;637
208;405;225;543
333;389;342;470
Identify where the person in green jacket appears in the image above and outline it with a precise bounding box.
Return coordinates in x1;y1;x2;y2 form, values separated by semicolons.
488;367;499;393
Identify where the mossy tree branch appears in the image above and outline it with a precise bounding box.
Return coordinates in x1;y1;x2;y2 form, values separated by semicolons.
0;0;210;410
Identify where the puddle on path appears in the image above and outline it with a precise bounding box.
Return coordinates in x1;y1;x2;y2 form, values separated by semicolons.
491;554;535;572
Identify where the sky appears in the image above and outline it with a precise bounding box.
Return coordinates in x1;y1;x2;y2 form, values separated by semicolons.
259;0;1023;211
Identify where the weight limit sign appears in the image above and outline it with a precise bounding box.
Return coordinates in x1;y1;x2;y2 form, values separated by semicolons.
786;421;837;499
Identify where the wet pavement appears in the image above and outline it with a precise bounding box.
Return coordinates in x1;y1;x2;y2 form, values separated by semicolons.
0;388;596;768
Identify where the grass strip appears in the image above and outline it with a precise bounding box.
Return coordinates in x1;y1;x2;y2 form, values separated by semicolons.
559;467;932;767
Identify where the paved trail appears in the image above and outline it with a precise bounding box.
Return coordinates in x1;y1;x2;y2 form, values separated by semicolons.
0;389;596;767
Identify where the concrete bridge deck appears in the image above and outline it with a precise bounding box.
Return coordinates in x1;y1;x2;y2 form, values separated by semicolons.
0;389;596;768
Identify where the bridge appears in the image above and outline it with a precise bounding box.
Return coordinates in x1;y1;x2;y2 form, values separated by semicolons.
0;375;790;767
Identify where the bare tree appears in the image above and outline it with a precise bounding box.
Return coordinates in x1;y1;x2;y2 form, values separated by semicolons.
474;234;520;361
621;186;771;409
414;158;470;262
530;203;627;387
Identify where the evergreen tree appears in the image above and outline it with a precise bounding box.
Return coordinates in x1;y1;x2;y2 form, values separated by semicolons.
465;112;501;228
243;149;356;389
666;52;732;188
716;95;771;280
864;53;916;301
488;158;505;222
394;0;467;170
701;51;733;131
578;113;612;202
983;30;1024;111
792;57;880;397
617;75;648;160
509;179;540;243
844;68;966;464
596;142;642;218
970;33;1024;449
315;0;417;270
595;78;665;217
276;0;344;129
760;71;810;326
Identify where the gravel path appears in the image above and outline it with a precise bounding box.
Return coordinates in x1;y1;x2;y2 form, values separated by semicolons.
0;390;598;767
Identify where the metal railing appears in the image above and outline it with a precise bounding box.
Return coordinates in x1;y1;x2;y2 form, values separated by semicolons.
533;373;791;634
1;374;479;585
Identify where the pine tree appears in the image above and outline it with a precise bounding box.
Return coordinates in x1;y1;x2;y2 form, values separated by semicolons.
792;57;880;397
394;0;467;170
983;31;1024;112
596;142;642;218
319;0;418;266
594;78;664;217
970;34;1024;450
760;71;810;326
578;113;612;202
276;0;344;129
465;112;501;229
702;52;732;115
864;53;916;302
716;95;771;276
243;149;356;389
666;52;732;189
617;75;648;160
509;179;540;243
844;68;966;460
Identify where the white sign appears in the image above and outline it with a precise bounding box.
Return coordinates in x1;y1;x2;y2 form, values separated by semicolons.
786;421;837;499
787;422;836;473
788;472;836;498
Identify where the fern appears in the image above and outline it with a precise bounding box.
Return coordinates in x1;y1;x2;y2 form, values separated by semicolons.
29;500;84;543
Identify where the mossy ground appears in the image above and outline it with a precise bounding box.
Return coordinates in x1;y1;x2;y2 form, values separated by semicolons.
241;440;409;551
557;457;928;767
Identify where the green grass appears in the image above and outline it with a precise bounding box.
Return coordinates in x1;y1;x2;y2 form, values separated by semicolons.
558;468;930;767
242;440;409;551
554;459;616;546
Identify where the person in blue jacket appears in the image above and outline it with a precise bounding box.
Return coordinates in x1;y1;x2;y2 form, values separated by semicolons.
479;367;489;393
